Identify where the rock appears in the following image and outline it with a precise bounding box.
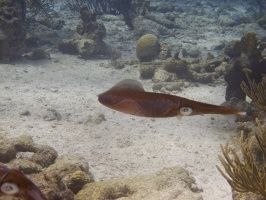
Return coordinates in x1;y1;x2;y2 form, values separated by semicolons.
190;183;203;193
0;0;26;61
62;170;92;194
100;14;122;22
159;42;171;60
262;47;266;58
217;15;236;27
58;39;79;55
112;58;126;69
211;41;225;50
0;129;7;140
257;15;266;29
46;155;90;178
224;32;266;101
206;53;215;60
9;135;35;152
37;155;93;199
0;134;93;199
84;113;106;125
224;58;248;101
31;145;58;167
76;6;106;40
165;12;177;22
0;142;17;163
233;32;262;65
214;62;227;76
152;82;164;90
152;68;172;82
164;58;190;79
164;81;186;91
153;81;189;92
224;40;241;58
182;48;200;58
75;166;202;200
232;191;265;200
139;61;163;79
76;39;97;58
19;110;30;116
136;34;160;62
156;2;175;13
8;158;43;174
30;171;75;200
59;37;108;59
163;58;177;72
236;121;257;137
173;51;180;59
58;5;109;59
43;108;62;121
190;71;213;83
202;57;223;73
145;14;176;29
133;16;172;38
23;49;51;60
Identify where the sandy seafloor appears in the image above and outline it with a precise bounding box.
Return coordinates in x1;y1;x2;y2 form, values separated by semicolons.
0;53;242;200
2;0;266;199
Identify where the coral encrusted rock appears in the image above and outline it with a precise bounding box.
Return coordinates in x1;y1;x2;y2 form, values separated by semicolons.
0;134;94;200
58;5;108;59
75;166;202;200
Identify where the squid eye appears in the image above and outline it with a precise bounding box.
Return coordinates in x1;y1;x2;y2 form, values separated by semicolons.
180;107;193;116
1;182;19;195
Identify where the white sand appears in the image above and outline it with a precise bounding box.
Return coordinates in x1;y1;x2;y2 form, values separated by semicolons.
0;53;239;199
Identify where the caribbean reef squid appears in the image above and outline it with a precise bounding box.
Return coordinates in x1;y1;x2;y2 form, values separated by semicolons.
98;79;246;117
0;164;47;200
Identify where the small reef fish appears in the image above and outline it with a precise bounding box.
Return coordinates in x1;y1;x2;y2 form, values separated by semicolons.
0;164;47;200
98;79;246;117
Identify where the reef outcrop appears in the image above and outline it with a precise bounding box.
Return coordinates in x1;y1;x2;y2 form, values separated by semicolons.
0;0;26;62
75;166;202;200
224;32;266;101
0;129;202;200
0;132;93;200
58;6;109;59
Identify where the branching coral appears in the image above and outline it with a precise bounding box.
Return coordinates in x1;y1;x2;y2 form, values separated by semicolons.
216;119;266;196
64;0;134;29
26;0;54;21
240;68;266;111
64;0;132;15
26;0;65;29
64;0;117;13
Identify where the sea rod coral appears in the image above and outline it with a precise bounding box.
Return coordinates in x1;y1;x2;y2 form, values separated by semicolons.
216;119;266;197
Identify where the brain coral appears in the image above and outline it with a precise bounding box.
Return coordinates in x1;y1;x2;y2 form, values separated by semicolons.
136;34;159;62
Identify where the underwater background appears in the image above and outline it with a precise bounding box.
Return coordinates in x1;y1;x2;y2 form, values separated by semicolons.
0;0;266;199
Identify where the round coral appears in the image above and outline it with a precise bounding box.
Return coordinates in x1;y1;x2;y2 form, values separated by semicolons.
136;34;160;62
